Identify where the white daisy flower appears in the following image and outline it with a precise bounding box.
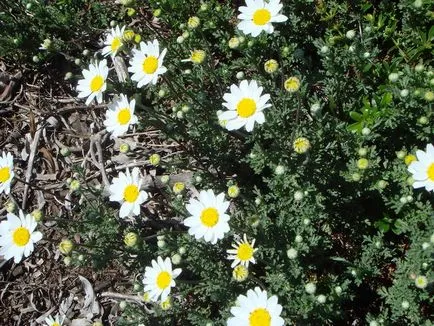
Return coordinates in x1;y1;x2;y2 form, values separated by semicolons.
142;256;182;302
102;25;126;57
108;167;148;218
0;151;14;195
103;94;138;137
45;314;64;326
128;40;167;88
227;286;284;326
408;143;434;191
227;234;257;268
184;189;230;244
76;60;109;106
237;0;288;37
218;80;271;132
0;210;43;264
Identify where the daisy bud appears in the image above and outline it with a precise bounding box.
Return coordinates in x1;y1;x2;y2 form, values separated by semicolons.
346;30;356;39
232;265;248;282
31;209;43;222
413;0;423;8
282;46;290;56
352;173;361;181
59;239;74;255
369;321;378;326
404;154;416;166
317;294;326;303
142;292;151;302
358;147;368;157
415;275;428;289
294;191;304;201
181;105;191;113
335;286;342;295
422;242;430;250
377;180;388;189
134;34;141;43
357;158;369;169
188;16;200;29
303;218;310;225
418;116;428;124
286;248;298;259
119;143;130;153
401;300;409;309
295;235;303;243
424;91;434;102
123;30;135;41
388;72;399;82
63;256;72;266
363;52;370;58
153;9;162;17
200;3;208;11
158;89;166;97
69;179;81;191
32;56;40;63
422;262;428;269
183;69;192;75
275;165;285;175
157;235;165;241
149;153;161;166
173;182;185;194
228;37;240;49
264;59;279;74
247;40;254;47
407;176;414;185
127;8;136;16
406;195;413;202
5;200;16;213
171;254;182;265
124;232;138;247
284;77;301;93
305;282;316;294
26;3;33;10
293;137;311;154
399;197;407;204
157;240;166;248
160;297;172;310
236;71;245;79
13;38;20;45
227;185;240;198
361;127;371;135
254;198;261;205
400;89;409;97
415;63;424;72
178;247;186;255
195;175;202;183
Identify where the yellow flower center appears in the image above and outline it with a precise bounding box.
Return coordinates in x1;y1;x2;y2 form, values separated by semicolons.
0;167;10;183
156;271;171;289
13;227;30;247
111;37;122;52
123;184;139;203
236;98;257;118
117;108;131;125
200;207;219;227
237;243;254;261
253;9;271;26
427;163;434;181
142;56;159;74
191;50;206;64
90;75;104;92
249;308;271;326
52;323;60;326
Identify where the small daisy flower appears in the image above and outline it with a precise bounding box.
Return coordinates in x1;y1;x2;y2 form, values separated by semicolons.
187;16;200;29
415;275;428;289
45;314;64;326
408;143;434;191
227;234;257;268
108;167;148;218
184;189;231;244
76;60;108;105
102;25;126;57
142;256;182;302
237;0;288;37
227;287;284;326
264;59;279;73
103;94;138;137
128;40;167;88
0;151;14;195
0;210;43;263
182;49;206;64
218;80;271;132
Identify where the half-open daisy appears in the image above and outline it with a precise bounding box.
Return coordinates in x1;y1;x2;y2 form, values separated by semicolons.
102;25;126;57
0;210;43;263
103;94;138;137
227;234;257;268
128;40;167;87
76;60;109;105
237;0;288;37
0;151;14;195
142;256;182;302
218;80;271;132
45;314;65;326
227;287;284;326
408;143;434;191
184;189;230;244
108;167;148;218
